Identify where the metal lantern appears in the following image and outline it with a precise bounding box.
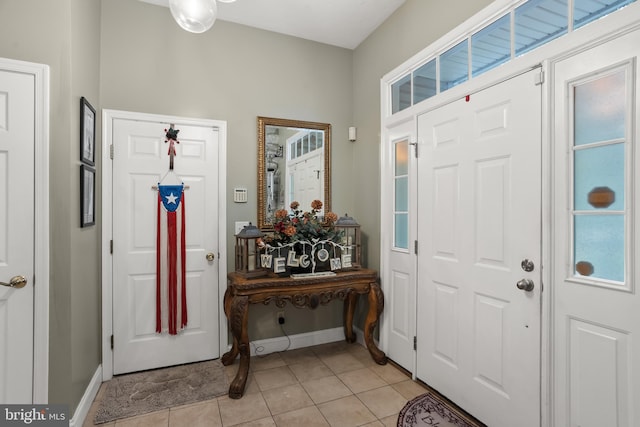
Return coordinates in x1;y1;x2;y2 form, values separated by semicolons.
335;214;361;269
235;223;268;278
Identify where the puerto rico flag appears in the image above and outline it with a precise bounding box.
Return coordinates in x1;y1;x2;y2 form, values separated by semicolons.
156;184;187;335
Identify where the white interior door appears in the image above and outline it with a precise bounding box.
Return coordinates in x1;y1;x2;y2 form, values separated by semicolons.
287;152;324;212
552;29;640;427
111;116;221;375
382;120;417;372
0;68;35;402
416;69;542;427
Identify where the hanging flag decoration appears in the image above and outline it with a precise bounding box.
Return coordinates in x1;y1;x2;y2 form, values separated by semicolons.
155;124;190;334
156;183;187;334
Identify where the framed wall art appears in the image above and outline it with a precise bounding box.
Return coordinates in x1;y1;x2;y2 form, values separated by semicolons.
80;96;96;166
81;165;95;227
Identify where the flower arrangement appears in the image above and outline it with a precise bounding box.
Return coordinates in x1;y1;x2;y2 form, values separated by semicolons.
266;200;341;246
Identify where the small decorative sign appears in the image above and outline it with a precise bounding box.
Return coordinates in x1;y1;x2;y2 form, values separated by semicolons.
259;239;352;275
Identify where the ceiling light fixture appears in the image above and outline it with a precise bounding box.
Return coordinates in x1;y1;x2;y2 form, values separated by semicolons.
169;0;218;34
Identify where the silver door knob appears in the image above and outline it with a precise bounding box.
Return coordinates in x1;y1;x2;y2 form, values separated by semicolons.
516;278;534;292
206;252;215;261
0;275;27;289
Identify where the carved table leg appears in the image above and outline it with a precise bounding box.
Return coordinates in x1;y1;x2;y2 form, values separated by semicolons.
364;282;387;365
226;295;250;399
221;289;239;365
343;291;358;343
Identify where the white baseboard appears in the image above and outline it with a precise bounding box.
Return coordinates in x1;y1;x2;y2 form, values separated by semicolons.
70;364;102;427
249;326;366;356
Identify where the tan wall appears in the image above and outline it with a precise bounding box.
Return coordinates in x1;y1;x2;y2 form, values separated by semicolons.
70;0;102;408
0;0;102;414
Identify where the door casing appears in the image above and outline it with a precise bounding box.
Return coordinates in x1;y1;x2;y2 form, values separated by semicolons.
101;109;227;380
0;57;50;403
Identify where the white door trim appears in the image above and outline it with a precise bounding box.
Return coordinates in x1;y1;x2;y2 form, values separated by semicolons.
0;57;50;403
101;109;227;380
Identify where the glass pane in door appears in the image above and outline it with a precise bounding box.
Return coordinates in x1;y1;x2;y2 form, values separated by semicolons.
440;40;468;92
574;143;624;211
472;14;511;77
574;70;626;146
394;140;409;249
392;75;412;114
515;0;568;56
574;214;624;282
414;59;437;105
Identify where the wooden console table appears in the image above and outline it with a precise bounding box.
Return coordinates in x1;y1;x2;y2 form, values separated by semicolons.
221;268;387;398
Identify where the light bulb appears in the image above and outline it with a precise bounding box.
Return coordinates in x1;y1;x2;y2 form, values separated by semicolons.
169;0;218;34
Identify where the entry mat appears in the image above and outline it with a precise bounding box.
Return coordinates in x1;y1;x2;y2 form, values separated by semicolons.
94;359;228;424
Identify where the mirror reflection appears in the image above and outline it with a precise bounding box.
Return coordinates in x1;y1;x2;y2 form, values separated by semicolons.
258;117;331;229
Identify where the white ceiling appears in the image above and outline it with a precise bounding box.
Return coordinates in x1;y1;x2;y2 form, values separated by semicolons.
139;0;406;49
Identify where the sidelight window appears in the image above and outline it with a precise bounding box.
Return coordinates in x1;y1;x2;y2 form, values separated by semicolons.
394;140;409;249
571;67;629;285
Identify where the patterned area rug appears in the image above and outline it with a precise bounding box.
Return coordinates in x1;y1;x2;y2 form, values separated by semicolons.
397;391;484;427
94;360;228;424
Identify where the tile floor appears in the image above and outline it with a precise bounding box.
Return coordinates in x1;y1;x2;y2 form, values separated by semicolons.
84;341;429;427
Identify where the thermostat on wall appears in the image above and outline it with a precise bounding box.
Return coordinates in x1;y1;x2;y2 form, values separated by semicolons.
234;188;248;203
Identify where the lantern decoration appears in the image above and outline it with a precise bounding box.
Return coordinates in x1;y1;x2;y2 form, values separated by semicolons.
335;214;362;269
235;223;268;278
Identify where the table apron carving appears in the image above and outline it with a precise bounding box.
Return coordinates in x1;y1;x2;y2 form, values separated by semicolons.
222;269;387;399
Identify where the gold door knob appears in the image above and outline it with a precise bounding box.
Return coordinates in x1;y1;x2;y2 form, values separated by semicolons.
1;275;27;289
206;253;215;261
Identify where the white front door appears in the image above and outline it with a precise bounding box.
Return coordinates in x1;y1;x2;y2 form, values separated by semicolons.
381;120;417;372
111;115;222;375
416;69;542;427
0;68;35;402
552;29;640;427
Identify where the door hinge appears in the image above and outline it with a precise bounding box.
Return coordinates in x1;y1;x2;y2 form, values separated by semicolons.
110;335;114;350
110;144;114;159
535;70;545;85
414;240;418;255
110;240;113;254
409;142;418;158
413;336;417;351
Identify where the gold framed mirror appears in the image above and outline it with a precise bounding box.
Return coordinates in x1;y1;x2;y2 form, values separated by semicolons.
257;116;331;230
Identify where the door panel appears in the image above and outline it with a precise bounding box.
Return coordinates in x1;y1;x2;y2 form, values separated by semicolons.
417;69;541;427
553;30;640;427
0;69;34;402
383;121;417;373
112;117;220;374
288;152;323;211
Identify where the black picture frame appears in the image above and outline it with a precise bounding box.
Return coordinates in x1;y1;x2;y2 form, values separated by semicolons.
80;96;96;166
81;165;95;227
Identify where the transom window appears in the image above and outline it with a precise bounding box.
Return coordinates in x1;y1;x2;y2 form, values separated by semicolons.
390;0;635;114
